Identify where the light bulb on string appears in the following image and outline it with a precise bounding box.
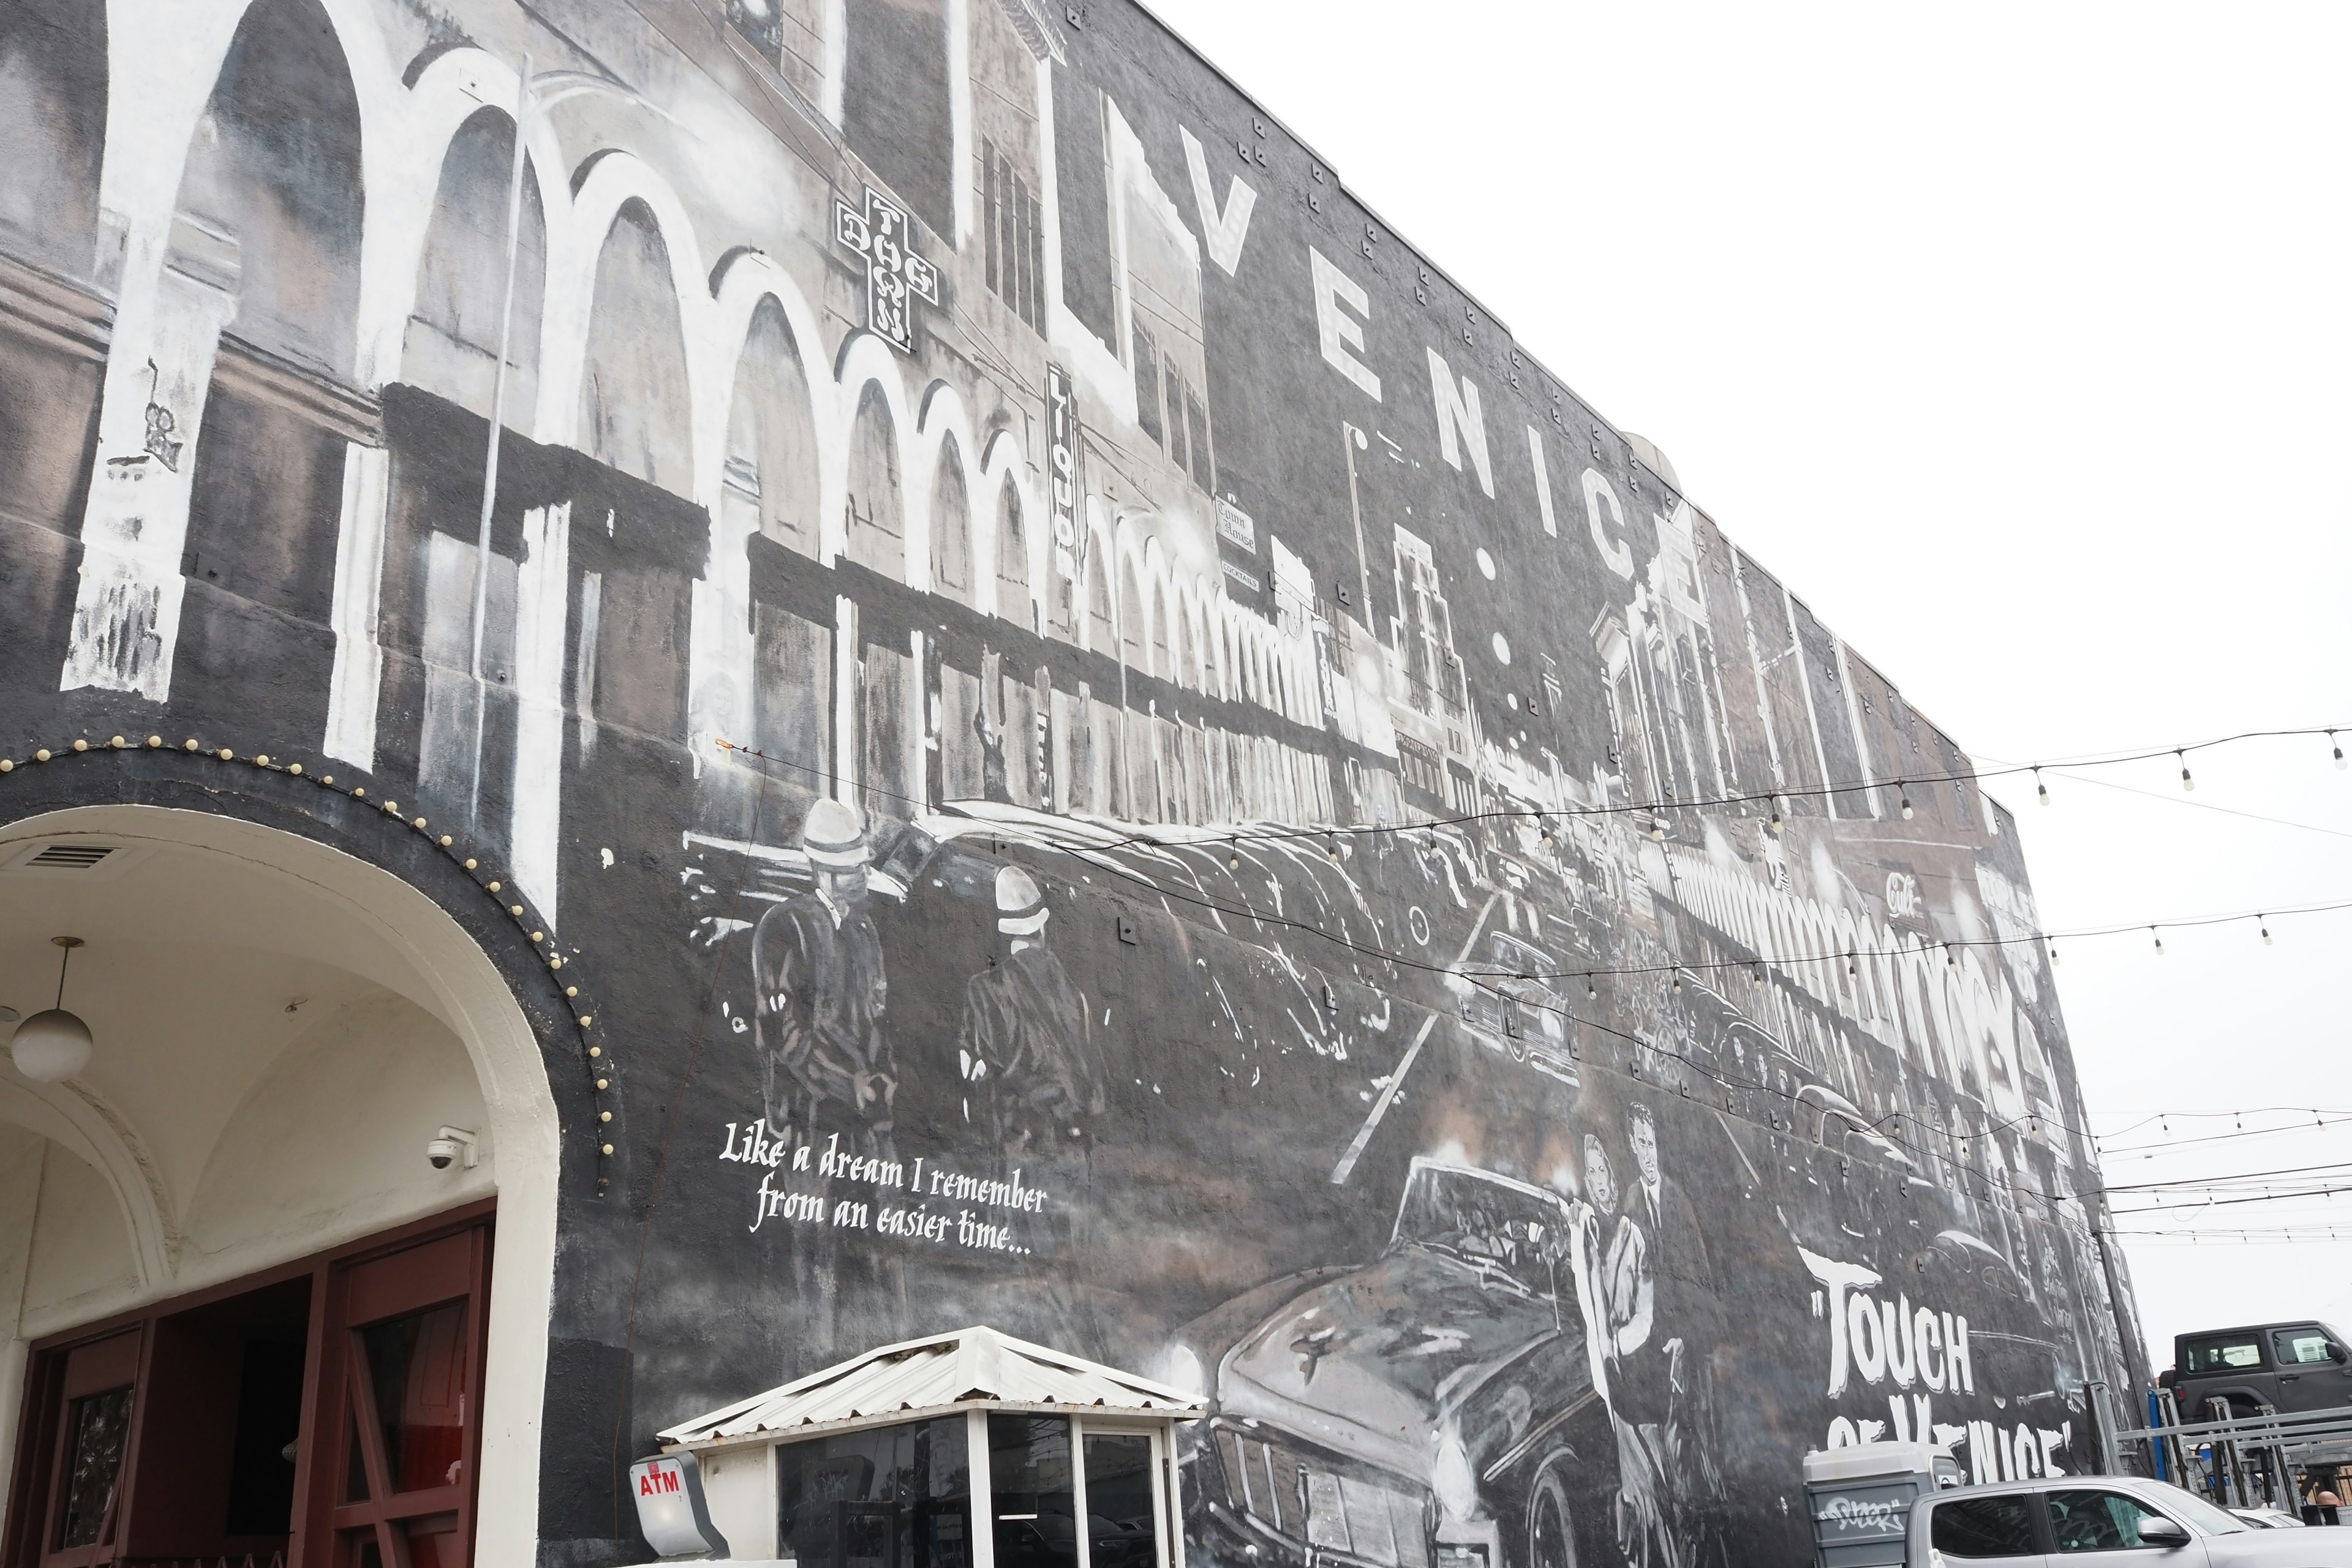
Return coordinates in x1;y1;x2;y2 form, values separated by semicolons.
1227;840;1240;870
1671;968;1683;995
1898;783;1915;821
1769;796;1784;832
1847;952;1858;976
1751;963;1765;988
1585;976;1597;1001
1649;816;1665;842
2047;941;2059;966
2178;750;2195;792
2035;766;2049;806
2332;729;2346;770
2260;916;2273;946
2152;927;2165;956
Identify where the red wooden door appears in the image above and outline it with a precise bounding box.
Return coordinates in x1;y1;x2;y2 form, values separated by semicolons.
307;1226;492;1568
28;1331;141;1568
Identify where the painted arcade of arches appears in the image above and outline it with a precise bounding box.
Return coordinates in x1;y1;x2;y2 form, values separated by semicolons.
9;0;1354;902
6;0;1346;832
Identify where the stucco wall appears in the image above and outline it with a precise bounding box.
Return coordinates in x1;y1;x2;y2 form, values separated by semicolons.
0;1;2144;1564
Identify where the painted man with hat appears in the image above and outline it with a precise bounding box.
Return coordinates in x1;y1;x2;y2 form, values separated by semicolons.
958;865;1106;1156
751;797;897;1159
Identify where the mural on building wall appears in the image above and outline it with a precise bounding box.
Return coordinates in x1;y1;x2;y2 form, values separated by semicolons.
0;0;2144;1564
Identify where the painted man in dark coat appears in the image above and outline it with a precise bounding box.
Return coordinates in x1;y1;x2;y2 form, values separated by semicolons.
959;866;1106;1156
752;797;897;1159
1621;1100;1727;1566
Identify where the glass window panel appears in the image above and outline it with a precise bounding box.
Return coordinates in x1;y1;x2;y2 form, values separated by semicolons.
405;1519;464;1568
1082;1433;1156;1568
55;1384;132;1548
344;1408;371;1502
1929;1496;2037;1557
2274;1330;2334;1365
2184;1338;2263;1372
777;1416;972;1568
2048;1490;2174;1552
359;1298;469;1492
990;1415;1076;1568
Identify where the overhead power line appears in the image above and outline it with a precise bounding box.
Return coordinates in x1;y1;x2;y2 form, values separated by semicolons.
709;724;2350;1211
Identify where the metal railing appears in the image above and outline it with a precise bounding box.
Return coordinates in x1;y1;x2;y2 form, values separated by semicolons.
2118;1390;2352;1510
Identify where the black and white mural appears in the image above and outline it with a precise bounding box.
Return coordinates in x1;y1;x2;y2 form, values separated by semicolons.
0;0;2144;1564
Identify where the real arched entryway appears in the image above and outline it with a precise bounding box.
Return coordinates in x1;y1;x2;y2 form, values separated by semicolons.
0;804;558;1567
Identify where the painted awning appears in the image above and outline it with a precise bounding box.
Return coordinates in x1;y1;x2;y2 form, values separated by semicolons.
657;1325;1205;1447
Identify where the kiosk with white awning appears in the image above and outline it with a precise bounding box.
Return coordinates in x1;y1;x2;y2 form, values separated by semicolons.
643;1327;1205;1566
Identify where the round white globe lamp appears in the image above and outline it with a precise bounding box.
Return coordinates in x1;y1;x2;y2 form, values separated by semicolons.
10;937;92;1084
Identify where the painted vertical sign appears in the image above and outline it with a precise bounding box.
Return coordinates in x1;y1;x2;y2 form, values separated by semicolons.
1047;363;1083;586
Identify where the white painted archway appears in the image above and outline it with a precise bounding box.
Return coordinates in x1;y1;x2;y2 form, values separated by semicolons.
0;803;559;1562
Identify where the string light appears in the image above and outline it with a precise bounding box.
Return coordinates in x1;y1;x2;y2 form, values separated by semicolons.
2334;730;2346;771
2035;766;2049;806
2260;916;2272;946
703;736;2352;997
2152;927;2165;956
1898;783;1915;821
1671;968;1683;994
1227;839;1240;870
2178;750;2195;792
1585;975;1598;1001
1769;796;1784;832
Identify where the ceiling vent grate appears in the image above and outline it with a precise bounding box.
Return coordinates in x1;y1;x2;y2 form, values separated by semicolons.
24;843;115;870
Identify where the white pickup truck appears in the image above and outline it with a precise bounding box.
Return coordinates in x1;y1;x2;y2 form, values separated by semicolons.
1909;1474;2352;1567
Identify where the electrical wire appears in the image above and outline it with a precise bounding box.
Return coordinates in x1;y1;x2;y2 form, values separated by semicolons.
708;731;2347;1213
1049;722;2352;859
2094;1159;2352;1196
711;735;2340;1176
2029;764;2352;842
2099;1114;2352;1156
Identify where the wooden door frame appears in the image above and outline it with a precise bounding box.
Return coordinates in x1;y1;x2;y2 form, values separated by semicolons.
2;1200;495;1568
309;1219;494;1567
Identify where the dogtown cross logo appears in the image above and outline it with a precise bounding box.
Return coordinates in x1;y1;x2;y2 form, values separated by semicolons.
834;184;940;353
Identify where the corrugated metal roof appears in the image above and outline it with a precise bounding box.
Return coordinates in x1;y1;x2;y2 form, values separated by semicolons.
658;1326;1205;1447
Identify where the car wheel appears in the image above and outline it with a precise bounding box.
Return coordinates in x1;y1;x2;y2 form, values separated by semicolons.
1527;1470;1577;1568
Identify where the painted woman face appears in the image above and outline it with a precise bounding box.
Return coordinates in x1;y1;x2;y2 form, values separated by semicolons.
1583;1135;1616;1212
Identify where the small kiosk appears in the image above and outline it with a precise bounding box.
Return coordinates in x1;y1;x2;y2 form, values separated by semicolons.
639;1327;1205;1566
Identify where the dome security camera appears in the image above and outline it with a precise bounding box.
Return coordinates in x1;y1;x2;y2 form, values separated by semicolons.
427;1126;479;1172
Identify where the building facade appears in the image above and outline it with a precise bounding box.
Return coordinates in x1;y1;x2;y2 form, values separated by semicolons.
0;1;2146;1564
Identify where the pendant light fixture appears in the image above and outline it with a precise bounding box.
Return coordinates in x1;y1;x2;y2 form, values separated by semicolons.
12;937;93;1083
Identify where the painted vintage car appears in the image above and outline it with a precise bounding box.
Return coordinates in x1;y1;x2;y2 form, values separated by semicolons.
1175;1159;1619;1568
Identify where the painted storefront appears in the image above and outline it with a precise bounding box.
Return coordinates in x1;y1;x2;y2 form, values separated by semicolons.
0;1;2146;1564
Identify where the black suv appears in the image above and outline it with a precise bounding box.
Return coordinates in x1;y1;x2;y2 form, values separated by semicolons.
2167;1322;2352;1417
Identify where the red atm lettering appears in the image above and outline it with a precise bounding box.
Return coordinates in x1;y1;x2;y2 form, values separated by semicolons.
639;1467;682;1496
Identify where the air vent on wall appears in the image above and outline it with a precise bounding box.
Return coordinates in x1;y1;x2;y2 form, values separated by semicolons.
24;843;114;870
1;839;150;879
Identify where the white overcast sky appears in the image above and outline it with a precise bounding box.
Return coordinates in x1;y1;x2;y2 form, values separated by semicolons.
1145;0;2352;1371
